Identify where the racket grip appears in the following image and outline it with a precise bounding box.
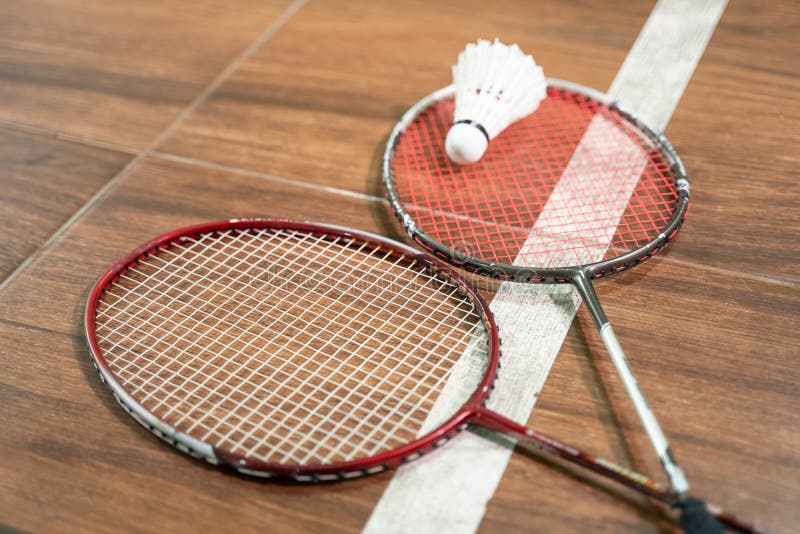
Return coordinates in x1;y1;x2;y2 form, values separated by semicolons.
680;498;724;534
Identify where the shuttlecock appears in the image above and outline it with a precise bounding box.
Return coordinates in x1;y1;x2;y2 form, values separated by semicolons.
445;38;547;165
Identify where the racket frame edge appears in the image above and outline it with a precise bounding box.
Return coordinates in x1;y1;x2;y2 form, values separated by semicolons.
383;80;691;284
84;218;501;481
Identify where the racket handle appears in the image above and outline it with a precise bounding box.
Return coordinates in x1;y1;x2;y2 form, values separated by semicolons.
471;408;761;533
680;498;724;534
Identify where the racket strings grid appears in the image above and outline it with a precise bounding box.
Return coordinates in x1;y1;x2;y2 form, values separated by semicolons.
386;83;687;278
87;222;494;477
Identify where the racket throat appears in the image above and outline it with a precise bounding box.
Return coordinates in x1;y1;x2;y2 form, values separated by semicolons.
470;408;584;460
571;270;608;329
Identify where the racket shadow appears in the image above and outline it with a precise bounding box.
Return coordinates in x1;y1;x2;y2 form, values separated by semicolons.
570;307;642;469
366;123;407;244
509;432;674;533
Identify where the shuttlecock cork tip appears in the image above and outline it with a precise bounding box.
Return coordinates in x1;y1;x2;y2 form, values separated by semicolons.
445;121;489;165
445;38;547;165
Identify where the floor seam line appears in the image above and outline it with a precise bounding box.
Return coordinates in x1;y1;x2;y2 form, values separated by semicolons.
151;152;799;290
150;151;385;203
0;0;309;294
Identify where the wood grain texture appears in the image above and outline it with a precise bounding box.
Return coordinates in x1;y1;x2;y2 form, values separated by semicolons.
0;0;798;532
0;156;391;335
0;158;393;533
1;155;797;533
158;0;650;193
158;0;799;282
662;0;800;281
0;0;293;149
0;129;131;283
486;259;799;532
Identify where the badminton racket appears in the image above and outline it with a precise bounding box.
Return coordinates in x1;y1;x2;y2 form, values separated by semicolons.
383;80;744;532
85;220;755;533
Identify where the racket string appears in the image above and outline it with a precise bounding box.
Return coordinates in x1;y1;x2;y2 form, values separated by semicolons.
104;228;292;406
390;89;679;268
97;231;472;414
100;259;477;410
516;112;652;267
98;285;483;461
185;231;397;451
155;230;382;426
220;243;483;462
205;234;475;461
95;227;489;465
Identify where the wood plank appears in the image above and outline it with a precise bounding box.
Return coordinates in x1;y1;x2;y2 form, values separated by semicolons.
0;128;131;283
0;157;391;533
486;258;799;532
661;0;800;281
0;156;391;335
158;0;650;194
1;0;798;532
157;0;800;285
1;154;796;532
0;321;382;534
0;0;293;149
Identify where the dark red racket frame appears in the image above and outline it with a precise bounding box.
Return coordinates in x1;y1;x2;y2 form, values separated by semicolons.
84;219;503;481
84;219;758;532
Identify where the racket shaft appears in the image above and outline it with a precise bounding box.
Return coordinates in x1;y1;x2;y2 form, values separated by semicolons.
470;408;758;533
599;323;689;495
471;407;672;502
572;271;689;496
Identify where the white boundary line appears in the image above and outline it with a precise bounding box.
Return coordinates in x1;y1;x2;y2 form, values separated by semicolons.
363;1;728;532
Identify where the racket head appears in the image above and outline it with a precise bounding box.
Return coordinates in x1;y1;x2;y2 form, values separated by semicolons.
84;219;499;481
383;80;690;282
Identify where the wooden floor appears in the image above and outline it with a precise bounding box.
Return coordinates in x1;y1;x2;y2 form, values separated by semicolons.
1;0;798;532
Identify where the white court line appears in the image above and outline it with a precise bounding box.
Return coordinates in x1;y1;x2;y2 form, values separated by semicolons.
363;1;728;532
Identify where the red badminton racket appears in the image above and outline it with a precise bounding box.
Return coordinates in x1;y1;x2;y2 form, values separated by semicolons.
383;80;751;532
85;220;755;533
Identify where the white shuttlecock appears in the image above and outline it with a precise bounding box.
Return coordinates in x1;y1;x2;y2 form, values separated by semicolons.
445;38;547;165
